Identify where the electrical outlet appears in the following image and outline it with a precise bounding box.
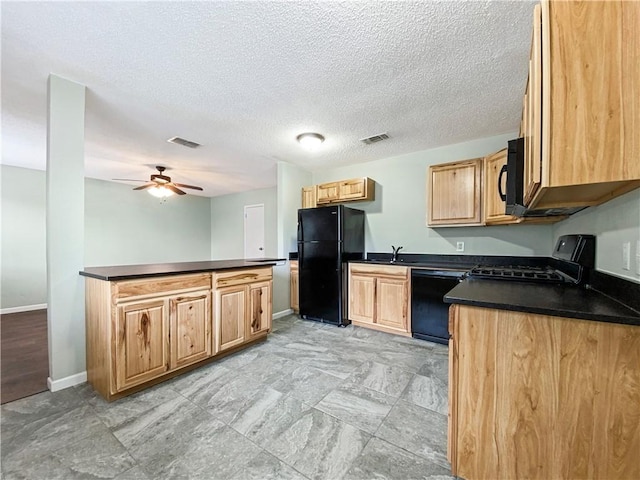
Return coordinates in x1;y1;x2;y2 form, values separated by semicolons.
456;241;465;252
622;242;631;270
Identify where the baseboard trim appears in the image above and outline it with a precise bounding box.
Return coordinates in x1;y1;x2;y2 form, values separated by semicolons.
47;371;87;392
0;303;47;315
273;309;293;320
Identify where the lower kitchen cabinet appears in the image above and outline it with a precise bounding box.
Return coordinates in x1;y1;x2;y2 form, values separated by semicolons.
85;267;272;401
213;267;273;353
115;298;169;391
215;285;247;352
448;304;640;480
348;263;410;336
290;260;299;313
247;280;272;340
170;291;212;370
87;273;213;399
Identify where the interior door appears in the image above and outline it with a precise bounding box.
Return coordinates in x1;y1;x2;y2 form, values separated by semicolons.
244;204;265;258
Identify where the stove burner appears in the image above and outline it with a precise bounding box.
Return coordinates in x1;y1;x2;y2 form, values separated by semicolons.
469;265;572;284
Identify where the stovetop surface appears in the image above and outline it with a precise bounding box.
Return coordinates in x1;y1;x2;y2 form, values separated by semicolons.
469;264;574;284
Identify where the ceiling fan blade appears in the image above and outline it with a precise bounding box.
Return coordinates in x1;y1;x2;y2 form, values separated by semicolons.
166;184;186;195
133;183;157;191
173;183;203;191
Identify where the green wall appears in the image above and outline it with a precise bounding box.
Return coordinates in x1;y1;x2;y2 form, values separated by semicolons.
85;178;211;267
0;166;213;309
210;186;288;314
1;166;47;309
554;189;640;283
312;133;554;256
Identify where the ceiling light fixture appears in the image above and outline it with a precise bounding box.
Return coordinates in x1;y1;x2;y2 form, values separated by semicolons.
148;185;174;198
296;132;325;151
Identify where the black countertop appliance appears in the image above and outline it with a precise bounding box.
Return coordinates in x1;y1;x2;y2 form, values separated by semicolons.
467;234;595;285
411;268;466;344
505;138;586;217
297;205;365;326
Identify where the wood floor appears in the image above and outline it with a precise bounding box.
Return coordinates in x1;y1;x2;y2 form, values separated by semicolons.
1;309;48;404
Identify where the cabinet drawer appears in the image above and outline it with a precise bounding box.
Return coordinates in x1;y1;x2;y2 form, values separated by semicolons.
349;264;408;279
214;267;272;288
115;274;211;301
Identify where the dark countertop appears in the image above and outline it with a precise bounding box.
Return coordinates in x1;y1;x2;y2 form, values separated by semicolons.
445;278;640;327
355;252;639;327
80;258;286;281
350;259;471;272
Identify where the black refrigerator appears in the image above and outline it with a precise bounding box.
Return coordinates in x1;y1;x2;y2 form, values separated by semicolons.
297;205;365;326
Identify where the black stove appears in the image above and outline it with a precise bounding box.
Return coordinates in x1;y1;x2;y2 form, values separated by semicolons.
467;234;596;286
468;265;572;283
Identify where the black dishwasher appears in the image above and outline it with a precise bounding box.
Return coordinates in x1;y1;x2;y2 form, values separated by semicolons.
411;269;465;344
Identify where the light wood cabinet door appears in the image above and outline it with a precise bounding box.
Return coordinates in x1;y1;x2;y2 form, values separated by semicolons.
523;0;640;210
483;149;518;225
375;277;408;331
348;274;376;324
348;263;410;335
169;291;212;370
247;280;272;340
428;158;483;226
216;285;246;352
301;186;316;208
339;178;374;201
115;299;169;391
290;260;299;313
524;3;542;206
316;181;339;204
449;304;640;480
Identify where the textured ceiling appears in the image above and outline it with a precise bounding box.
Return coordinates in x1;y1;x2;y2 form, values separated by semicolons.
1;1;536;197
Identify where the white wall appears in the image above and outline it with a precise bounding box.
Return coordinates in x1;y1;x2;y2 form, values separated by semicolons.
1;165;47;309
553;189;640;283
312;133;554;256
210;187;288;314
85;178;211;266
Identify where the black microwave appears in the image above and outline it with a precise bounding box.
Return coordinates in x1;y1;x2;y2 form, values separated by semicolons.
502;138;586;217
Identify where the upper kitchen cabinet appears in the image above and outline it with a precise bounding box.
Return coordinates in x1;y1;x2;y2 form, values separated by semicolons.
428;158;483;226
524;0;640;211
484;149;516;225
301;186;317;208
313;177;375;205
483;148;565;225
316;181;340;204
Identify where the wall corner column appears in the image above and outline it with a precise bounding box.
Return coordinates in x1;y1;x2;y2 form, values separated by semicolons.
46;74;86;390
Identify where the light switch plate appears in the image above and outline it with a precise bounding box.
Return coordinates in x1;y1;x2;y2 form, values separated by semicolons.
456;241;465;252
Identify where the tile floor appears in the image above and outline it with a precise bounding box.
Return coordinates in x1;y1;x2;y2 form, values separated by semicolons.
1;315;454;480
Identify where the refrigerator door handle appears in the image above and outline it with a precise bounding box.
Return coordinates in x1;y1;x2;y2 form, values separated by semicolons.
298;242;303;270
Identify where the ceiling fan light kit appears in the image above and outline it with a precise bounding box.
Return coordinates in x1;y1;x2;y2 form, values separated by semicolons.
148;185;174;198
296;132;325;151
124;165;204;197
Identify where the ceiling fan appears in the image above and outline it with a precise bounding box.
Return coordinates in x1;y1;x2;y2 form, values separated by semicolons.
115;166;203;197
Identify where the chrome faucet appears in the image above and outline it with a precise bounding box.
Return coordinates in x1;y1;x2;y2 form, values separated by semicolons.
391;245;404;263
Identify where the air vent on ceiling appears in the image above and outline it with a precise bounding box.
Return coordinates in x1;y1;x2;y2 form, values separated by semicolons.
360;132;390;145
167;136;201;149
